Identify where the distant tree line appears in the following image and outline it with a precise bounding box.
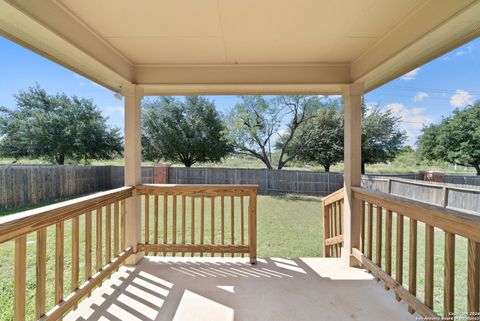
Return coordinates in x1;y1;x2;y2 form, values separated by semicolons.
4;85;475;175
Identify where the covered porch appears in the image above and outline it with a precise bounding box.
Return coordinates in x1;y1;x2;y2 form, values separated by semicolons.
0;0;480;320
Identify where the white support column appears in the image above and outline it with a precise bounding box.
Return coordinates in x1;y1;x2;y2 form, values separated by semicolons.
122;84;144;265
342;82;363;266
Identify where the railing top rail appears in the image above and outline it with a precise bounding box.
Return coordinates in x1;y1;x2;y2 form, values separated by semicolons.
0;186;133;244
352;187;480;242
322;187;344;206
136;184;258;196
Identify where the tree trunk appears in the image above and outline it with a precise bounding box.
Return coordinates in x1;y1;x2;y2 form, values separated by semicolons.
473;164;480;176
361;161;365;175
324;165;330;172
56;154;65;165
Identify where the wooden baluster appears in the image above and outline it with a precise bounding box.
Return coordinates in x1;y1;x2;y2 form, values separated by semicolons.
72;216;80;308
15;236;26;321
444;232;455;317
56;221;64;304
154;195;159;256
106;205;112;262
200;196;205;257
96;208;102;272
145;195;150;256
240;196;245;258
385;210;392;290
323;203;330;257
182;195;186;257
376;206;383;269
408;218;417;314
360;201;365;253
329;204;334;256
36;229;47;319
367;203;373;260
121;200;126;250
396;213;404;301
231;196;235;257
191;196;195;257
163;194;168;256
173;195;177;257
114;202;119;256
425;224;434;309
467;240;479;314
338;201;342;256
333;202;338;257
85;212;92;297
221;195;225;257
211;196;215;257
248;191;257;264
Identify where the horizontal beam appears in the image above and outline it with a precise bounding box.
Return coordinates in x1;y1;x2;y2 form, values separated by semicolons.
0;186;133;244
136;184;258;197
352;248;438;318
352;0;480;91
352;187;480;242
138;243;250;254
0;0;133;92
325;235;344;246
136;63;350;95
39;247;133;321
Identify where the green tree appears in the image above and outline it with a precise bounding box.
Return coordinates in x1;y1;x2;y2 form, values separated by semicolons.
287;103;344;172
141;96;232;167
418;102;480;175
0;85;122;164
227;95;323;169
288;101;406;173
361;105;407;174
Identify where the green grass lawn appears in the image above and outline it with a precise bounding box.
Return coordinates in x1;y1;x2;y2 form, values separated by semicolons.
0;194;470;319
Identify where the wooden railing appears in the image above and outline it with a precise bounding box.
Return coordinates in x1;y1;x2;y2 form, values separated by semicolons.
0;187;133;321
323;187;480;318
322;188;344;257
136;184;257;263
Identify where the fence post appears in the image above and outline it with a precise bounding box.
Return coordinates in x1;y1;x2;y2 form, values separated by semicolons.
265;170;268;194
388;179;392;194
442;186;449;208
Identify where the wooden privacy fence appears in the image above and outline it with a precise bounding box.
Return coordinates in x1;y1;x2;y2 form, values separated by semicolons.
136;184;257;263
362;177;480;214
322;187;480;318
0;186;133;321
169;167;343;195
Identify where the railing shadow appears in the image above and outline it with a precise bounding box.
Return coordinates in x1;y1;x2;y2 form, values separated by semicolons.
66;257;413;321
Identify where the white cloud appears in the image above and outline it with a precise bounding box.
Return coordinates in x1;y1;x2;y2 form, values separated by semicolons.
386;103;434;145
413;92;429;102
103;105;124;117
401;68;420;81
450;90;473;108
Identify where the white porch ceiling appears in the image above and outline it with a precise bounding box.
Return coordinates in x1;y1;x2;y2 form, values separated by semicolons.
1;0;479;94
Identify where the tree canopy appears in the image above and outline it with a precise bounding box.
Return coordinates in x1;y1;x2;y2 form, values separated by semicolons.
418;102;480;175
361;105;407;173
141;96;232;167
287;102;344;172
287;101;406;173
0;85;122;164
227;95;323;169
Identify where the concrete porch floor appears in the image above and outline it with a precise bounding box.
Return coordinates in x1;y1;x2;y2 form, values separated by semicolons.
65;257;415;321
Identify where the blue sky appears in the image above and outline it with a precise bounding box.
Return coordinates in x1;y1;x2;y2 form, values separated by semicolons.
1;36;479;146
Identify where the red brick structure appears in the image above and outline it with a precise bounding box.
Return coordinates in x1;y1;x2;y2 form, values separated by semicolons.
153;164;171;184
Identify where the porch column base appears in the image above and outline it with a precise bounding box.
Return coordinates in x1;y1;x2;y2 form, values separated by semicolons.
341;248;360;267
125;251;144;266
